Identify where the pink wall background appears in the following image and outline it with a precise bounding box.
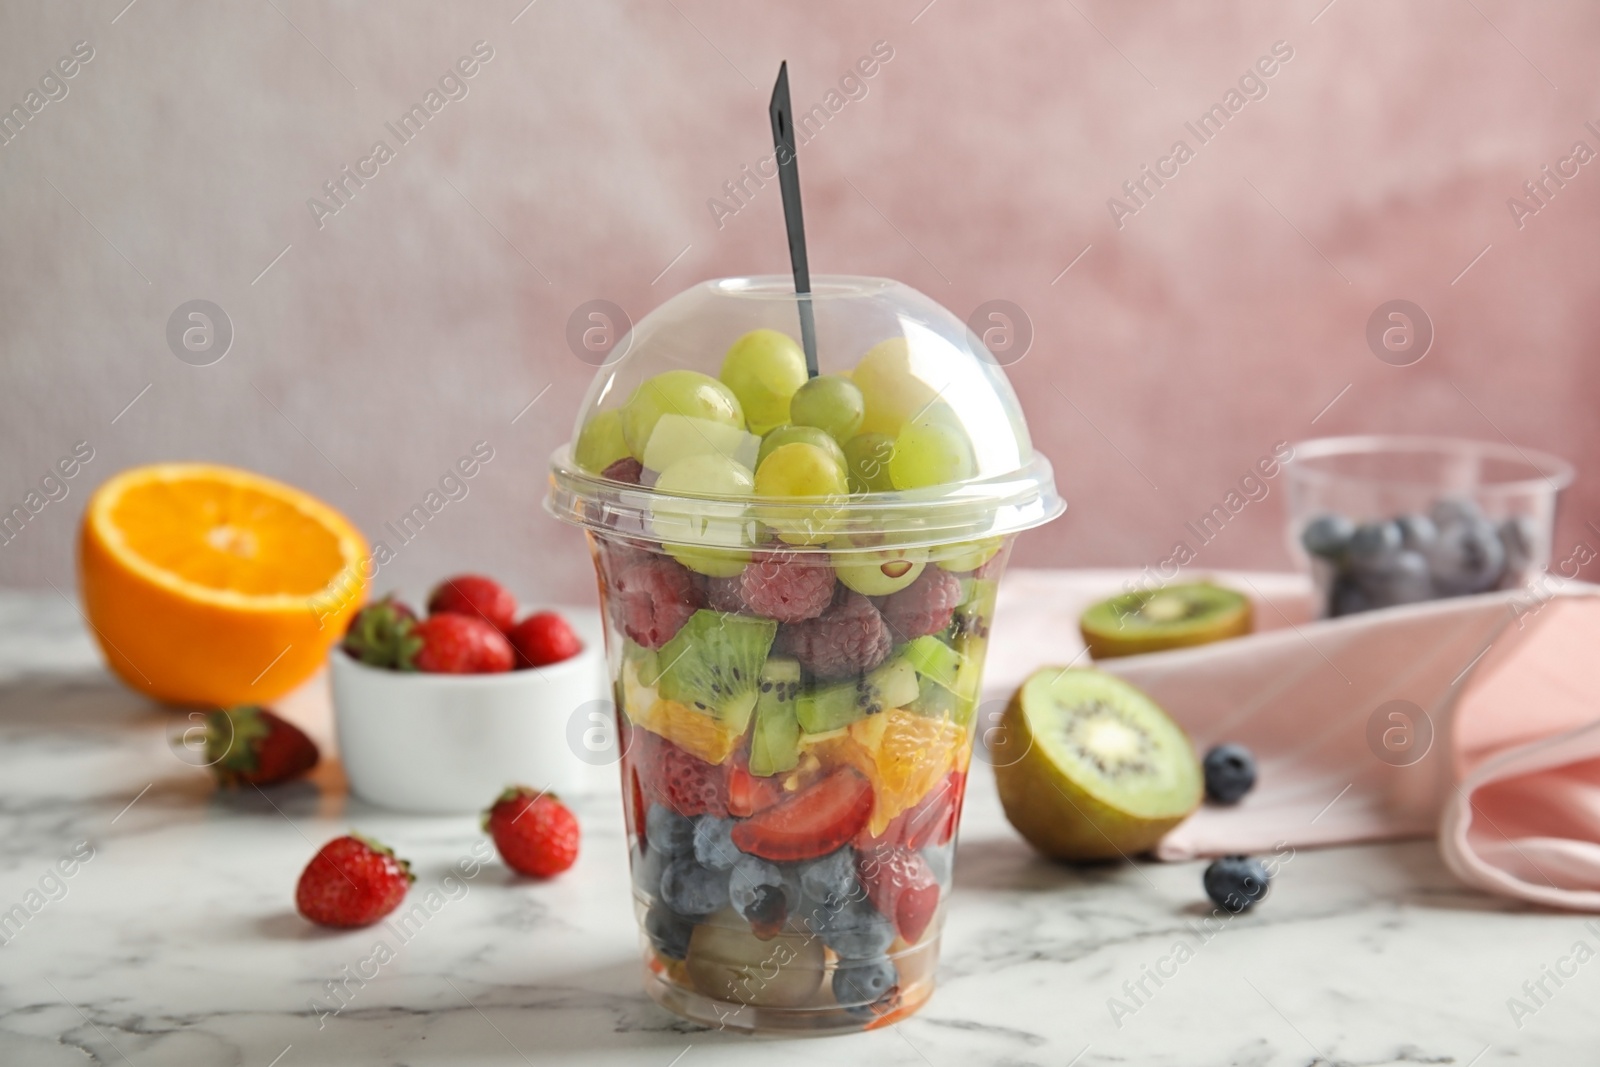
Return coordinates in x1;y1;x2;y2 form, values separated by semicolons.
2;0;1598;607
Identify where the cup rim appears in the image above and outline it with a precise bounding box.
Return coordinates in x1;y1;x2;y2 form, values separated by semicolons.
1284;434;1574;497
329;642;599;687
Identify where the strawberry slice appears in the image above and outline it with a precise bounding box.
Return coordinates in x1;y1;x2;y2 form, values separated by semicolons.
730;768;873;861
856;845;940;944
727;762;786;818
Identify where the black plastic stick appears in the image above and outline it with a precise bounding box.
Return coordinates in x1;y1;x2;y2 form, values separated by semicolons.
769;61;818;378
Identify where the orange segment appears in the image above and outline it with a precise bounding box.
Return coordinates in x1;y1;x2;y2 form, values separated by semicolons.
79;464;368;706
848;709;965;836
621;659;743;765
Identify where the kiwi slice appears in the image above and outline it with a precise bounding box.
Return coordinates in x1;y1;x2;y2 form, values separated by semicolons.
655;610;778;733
910;672;957;718
795;657;920;734
1078;583;1250;659
749;656;802;777
992;668;1201;860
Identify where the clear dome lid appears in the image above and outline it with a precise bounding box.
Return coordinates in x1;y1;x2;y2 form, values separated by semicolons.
547;275;1063;555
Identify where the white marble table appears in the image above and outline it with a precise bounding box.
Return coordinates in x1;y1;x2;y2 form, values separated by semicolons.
1;588;1596;1066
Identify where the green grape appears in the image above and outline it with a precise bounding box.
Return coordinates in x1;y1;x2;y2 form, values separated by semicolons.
833;545;927;595
842;432;896;493
853;338;938;437
754;442;848;546
757;424;846;471
666;543;750;577
937;537;1003;572
652;453;755;574
889;416;975;489
789;374;865;443
719;329;808;436
755;443;848;497
574;409;630;473
621;370;744;459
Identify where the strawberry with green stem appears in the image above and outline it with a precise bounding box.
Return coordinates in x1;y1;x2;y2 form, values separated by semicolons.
205;706;319;787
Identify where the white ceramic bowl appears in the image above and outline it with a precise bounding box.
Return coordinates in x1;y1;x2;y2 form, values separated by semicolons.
330;622;607;814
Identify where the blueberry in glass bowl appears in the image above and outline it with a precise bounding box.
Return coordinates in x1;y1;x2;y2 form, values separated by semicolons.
1284;436;1572;618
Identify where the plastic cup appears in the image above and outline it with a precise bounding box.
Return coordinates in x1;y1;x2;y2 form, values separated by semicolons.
547;276;1062;1033
1284;435;1573;618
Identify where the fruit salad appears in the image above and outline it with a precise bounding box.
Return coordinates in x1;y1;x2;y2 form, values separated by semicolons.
548;276;1064;1033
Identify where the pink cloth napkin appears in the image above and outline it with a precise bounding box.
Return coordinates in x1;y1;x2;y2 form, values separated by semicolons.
985;569;1600;910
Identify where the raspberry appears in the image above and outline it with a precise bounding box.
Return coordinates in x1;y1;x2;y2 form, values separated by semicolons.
611;557;703;649
596;536;651;577
881;568;962;642
634;730;728;817
776;589;891;681
740;551;836;622
705;575;748;614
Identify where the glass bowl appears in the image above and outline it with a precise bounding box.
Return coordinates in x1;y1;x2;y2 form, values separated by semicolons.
1283;435;1574;618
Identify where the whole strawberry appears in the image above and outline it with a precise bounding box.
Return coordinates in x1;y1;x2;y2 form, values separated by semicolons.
483;786;579;878
428;574;518;633
295;834;413;928
205;706;319;787
341;595;420;668
404;614;514;673
506;611;583;669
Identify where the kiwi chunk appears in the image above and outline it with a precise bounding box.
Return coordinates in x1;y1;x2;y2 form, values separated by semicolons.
795;657;920;734
749;656;802;777
992;668;1201;860
900;635;963;691
655;610;777;734
1079;583;1250;659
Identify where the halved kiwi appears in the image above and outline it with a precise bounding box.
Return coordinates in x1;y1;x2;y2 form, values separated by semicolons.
1079;582;1250;659
992;668;1201;860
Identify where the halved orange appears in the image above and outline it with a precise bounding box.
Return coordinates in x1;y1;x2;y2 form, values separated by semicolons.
79;464;368;706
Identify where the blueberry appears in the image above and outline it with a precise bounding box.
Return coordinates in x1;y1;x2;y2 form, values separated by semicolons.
632;842;666;897
819;898;896;959
1329;574;1371;617
645;903;694;960
660;856;729;918
1356;549;1433;608
1394;514;1437;552
1430;497;1483;528
693;816;739;871
1300;514;1354;560
1203;855;1270;913
645;803;694;858
1202;743;1257;804
799;847;860;910
729;854;796;926
1498;516;1538;576
832;957;899;1017
742;884;788;930
1346;521;1402;565
1425;517;1506;595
